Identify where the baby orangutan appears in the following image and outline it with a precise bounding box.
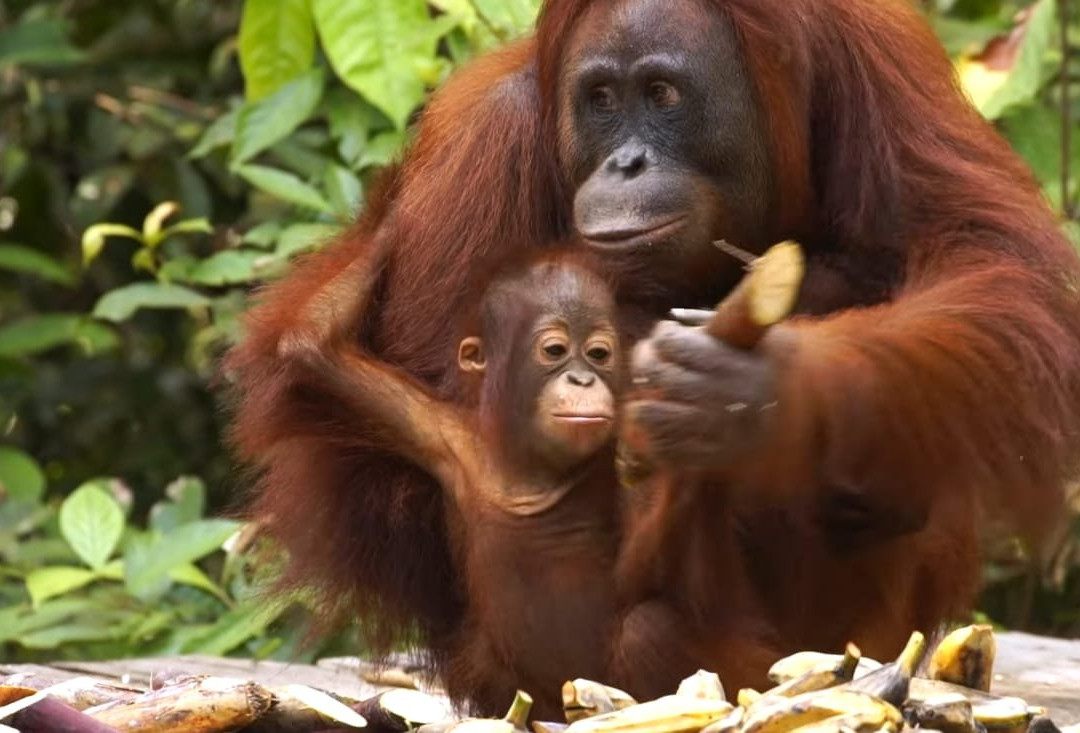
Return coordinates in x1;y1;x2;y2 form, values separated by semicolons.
286;248;624;717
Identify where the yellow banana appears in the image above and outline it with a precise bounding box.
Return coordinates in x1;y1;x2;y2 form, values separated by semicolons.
741;689;901;733
768;652;882;685
759;643;861;700
563;694;732;733
928;624;996;692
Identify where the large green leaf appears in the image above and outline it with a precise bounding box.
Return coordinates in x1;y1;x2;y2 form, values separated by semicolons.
0;244;75;285
231;69;325;166
235;164;335;213
978;0;1056;120
124;519;242;599
0;447;45;502
0;313;119;357
239;0;317;101
59;482;124;571
312;0;450;129
92;283;212;322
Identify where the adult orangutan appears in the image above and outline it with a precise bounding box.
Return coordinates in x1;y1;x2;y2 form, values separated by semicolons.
227;0;1080;715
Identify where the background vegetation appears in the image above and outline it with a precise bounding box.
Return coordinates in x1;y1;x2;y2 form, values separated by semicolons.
0;0;1077;664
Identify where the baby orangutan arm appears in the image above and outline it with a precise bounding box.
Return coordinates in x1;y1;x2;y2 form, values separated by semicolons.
274;238;465;485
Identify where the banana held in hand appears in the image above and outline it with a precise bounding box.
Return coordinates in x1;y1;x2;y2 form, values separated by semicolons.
928;624;997;692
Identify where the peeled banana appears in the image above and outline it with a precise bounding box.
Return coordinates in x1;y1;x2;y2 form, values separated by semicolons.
928;624;997;692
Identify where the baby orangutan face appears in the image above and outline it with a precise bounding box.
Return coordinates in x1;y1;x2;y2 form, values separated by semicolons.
458;259;622;472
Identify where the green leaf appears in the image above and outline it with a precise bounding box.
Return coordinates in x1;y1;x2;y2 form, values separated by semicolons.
241;220;283;248
978;0;1056;120
324;164;363;218
25;566;99;607
181;596;290;655
231;69;325;166
59;482;124;571
235;164;334;213
0;17;85;69
276;222;342;258
92;283;212;322
0;446;45;503
124;519;242;598
0;244;75;285
185;250;268;286
359;130;407;170
169;563;229;603
142;201;180;244
0;313;119;358
312;0;446;129
240;0;317;100
189;106;242;159
81;224;142;266
471;0;541;36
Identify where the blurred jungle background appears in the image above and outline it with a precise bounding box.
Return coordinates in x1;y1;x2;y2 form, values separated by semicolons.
1;0;1078;664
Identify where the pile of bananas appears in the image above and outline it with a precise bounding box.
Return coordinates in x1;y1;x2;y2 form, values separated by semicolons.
434;625;1076;733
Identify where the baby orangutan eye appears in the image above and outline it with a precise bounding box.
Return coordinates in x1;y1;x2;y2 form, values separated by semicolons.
586;345;611;364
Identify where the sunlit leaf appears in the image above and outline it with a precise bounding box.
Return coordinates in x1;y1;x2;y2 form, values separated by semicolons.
142;201;179;244
312;0;450;129
0;244;75;286
960;0;1057;120
81;224;142;267
59;481;124;571
92;283;212;322
239;0;317;100
25;566;98;607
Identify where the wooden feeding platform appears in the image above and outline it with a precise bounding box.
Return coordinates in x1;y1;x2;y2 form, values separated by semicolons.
1;631;1078;731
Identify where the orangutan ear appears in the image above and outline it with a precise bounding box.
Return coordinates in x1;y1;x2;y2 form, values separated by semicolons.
458;337;487;374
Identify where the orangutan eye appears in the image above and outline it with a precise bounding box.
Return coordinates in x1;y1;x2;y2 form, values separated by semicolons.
537;335;570;363
648;81;680;109
590;85;617;114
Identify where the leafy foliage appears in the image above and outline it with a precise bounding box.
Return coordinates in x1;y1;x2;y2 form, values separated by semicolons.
0;0;1078;660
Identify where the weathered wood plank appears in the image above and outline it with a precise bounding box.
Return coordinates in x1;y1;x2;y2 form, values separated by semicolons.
2;632;1078;724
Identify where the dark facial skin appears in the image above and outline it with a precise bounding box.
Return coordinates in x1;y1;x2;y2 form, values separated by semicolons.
558;0;774;299
558;0;783;474
459;265;621;476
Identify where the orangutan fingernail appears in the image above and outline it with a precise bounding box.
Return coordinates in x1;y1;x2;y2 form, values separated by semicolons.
725;402;748;412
